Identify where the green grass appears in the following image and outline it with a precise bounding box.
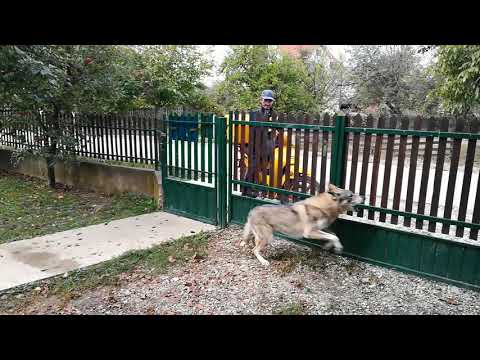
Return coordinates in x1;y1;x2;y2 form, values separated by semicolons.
0;232;211;310
0;170;157;244
271;248;328;275
51;231;210;297
274;302;306;315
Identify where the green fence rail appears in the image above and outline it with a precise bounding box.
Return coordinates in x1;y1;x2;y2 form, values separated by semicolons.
228;112;480;290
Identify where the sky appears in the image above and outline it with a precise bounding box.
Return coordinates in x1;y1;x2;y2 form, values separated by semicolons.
199;45;348;87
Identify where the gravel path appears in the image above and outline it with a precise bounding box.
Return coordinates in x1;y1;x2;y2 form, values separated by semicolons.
5;225;480;315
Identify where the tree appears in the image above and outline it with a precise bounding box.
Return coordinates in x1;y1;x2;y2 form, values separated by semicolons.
215;45;323;113
0;45;137;187
0;45;137;113
107;46;151;110
267;54;317;112
300;46;349;111
216;45;274;110
432;45;480;114
186;83;224;114
345;45;436;115
0;45;215;188
140;45;213;109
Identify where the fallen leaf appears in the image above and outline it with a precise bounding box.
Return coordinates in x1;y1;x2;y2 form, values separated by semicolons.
192;253;203;261
440;297;460;306
146;306;156;315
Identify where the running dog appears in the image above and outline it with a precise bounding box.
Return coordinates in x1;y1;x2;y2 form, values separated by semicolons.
240;184;364;266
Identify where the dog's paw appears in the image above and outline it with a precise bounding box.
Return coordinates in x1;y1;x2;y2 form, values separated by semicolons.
332;245;343;254
259;259;270;267
321;243;333;251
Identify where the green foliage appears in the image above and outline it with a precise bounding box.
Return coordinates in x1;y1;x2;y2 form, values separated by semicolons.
0;45;138;186
215;46;333;113
346;45;437;114
302;47;348;111
270;55;317;112
140;45;213;108
216;46;273;110
184;83;224;114
0;45;214;113
0;45;214;185
433;45;480;114
0;45;128;112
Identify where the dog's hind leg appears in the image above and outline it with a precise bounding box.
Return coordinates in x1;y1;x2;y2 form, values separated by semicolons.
252;225;273;267
253;239;270;267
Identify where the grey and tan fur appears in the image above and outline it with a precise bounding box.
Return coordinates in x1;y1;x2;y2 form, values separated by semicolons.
240;184;364;266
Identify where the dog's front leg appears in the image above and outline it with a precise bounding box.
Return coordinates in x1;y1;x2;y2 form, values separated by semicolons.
291;203;314;239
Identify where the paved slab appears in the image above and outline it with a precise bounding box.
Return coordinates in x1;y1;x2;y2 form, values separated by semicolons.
0;212;216;291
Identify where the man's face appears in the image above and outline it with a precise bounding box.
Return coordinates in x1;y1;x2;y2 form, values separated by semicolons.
261;97;274;110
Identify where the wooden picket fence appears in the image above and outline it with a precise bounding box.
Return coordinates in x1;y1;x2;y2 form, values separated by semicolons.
0;109;165;168
229;111;480;241
4;108;480;290
2;108;480;241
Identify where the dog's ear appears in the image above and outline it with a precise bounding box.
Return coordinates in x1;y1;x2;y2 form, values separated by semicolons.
328;184;339;193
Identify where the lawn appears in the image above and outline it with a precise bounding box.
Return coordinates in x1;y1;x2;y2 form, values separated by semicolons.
0;170;158;244
0;231;211;313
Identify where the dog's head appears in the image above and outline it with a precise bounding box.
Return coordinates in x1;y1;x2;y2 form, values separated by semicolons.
327;184;364;212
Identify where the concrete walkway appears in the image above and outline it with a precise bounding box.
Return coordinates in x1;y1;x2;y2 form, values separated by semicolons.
0;212;216;291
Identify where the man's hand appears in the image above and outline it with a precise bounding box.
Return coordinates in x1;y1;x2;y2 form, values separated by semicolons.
267;128;280;139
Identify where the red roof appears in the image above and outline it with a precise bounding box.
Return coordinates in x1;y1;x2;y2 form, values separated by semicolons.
279;45;318;57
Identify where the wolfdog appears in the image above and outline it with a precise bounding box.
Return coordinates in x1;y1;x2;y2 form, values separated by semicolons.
241;184;364;266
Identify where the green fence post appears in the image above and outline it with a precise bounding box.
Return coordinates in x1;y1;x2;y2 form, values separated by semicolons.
156;109;167;210
330;114;346;186
154;107;162;172
227;111;233;224
215;116;228;228
158;110;167;175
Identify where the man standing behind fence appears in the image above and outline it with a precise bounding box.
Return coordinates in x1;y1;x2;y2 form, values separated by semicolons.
242;90;279;197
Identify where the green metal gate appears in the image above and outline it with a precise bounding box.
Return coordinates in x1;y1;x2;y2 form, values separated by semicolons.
159;111;480;291
227;112;480;291
161;113;227;226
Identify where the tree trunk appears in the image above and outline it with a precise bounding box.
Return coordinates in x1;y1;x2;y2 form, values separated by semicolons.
47;156;56;188
47;108;60;188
